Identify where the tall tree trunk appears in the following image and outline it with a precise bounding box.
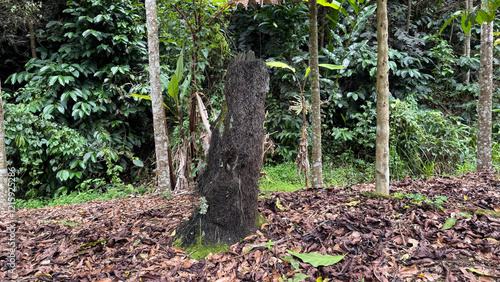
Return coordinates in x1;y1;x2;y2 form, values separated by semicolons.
375;0;390;194
309;0;323;188
29;21;36;58
406;0;412;33
145;0;171;192
176;51;268;246
0;82;8;211
477;20;493;171
463;0;471;83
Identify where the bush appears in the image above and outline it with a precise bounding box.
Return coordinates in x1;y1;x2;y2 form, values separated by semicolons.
390;96;475;179
6;0;151;196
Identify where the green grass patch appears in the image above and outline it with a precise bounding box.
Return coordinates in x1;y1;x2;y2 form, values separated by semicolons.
15;183;155;209
259;161;375;194
259;162;304;192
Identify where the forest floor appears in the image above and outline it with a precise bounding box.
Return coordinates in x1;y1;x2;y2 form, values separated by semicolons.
1;171;500;282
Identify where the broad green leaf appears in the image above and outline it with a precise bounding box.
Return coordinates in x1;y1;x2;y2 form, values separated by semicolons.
69;90;77;101
319;64;344;70
212;0;226;4
305;67;311;79
57;170;70;181
9;73;17;84
82;29;92;38
180;74;192;101
495;39;500;46
57;76;66;86
475;9;494;24
461;14;472;35
175;53;184;82
40;65;51;74
347;0;358;14
442;217;457;230
266;62;296;73
303;0;340;9
287;250;346;267
111;66;119;75
160;74;170;92
439;12;462;35
94;14;103;23
168;74;180;100
133;159;144;167
131;93;168;108
109;150;118;162
48;76;58;87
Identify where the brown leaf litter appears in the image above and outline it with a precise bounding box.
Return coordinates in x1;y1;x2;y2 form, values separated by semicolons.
1;170;499;281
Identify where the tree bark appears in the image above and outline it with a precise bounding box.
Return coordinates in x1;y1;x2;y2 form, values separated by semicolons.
406;0;411;33
29;21;36;58
477;20;493;171
309;0;323;188
375;0;390;194
0;81;8;211
176;51;268;246
145;0;171;192
463;0;471;83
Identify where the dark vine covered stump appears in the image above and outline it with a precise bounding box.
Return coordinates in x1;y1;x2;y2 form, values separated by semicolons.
176;51;269;246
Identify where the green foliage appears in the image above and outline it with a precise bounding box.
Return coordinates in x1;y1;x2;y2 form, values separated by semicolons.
6;0;150;196
15;183;153;209
259;162;303;192
4;102;88;196
442;217;457;230
323;155;375;186
229;3;310;160
280;251;345;282
394;192;447;211
280;255;310;282
390;97;475;179
157;0;231;105
259;160;373;192
287;250;346;267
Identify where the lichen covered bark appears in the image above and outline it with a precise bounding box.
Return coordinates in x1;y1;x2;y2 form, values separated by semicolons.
309;0;323;188
0;82;8;211
477;20;493;171
145;0;171;191
375;0;390;194
176;52;268;246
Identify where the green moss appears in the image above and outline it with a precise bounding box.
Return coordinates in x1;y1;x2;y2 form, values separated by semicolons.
41;219;80;227
173;237;229;260
256;213;268;228
215;102;228;134
475;208;500;218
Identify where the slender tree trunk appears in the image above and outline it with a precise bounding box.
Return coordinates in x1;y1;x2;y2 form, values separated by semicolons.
145;0;171;192
406;0;412;33
29;21;36;58
375;0;390;194
477;20;493;171
0;82;9;211
463;0;471;83
309;0;323;188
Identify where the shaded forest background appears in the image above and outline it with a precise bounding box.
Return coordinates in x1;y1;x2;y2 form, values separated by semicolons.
0;0;499;203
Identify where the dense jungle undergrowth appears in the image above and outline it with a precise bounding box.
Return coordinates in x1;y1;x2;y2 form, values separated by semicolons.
0;0;499;208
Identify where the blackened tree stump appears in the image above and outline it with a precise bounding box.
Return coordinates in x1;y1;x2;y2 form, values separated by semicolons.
176;51;269;246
